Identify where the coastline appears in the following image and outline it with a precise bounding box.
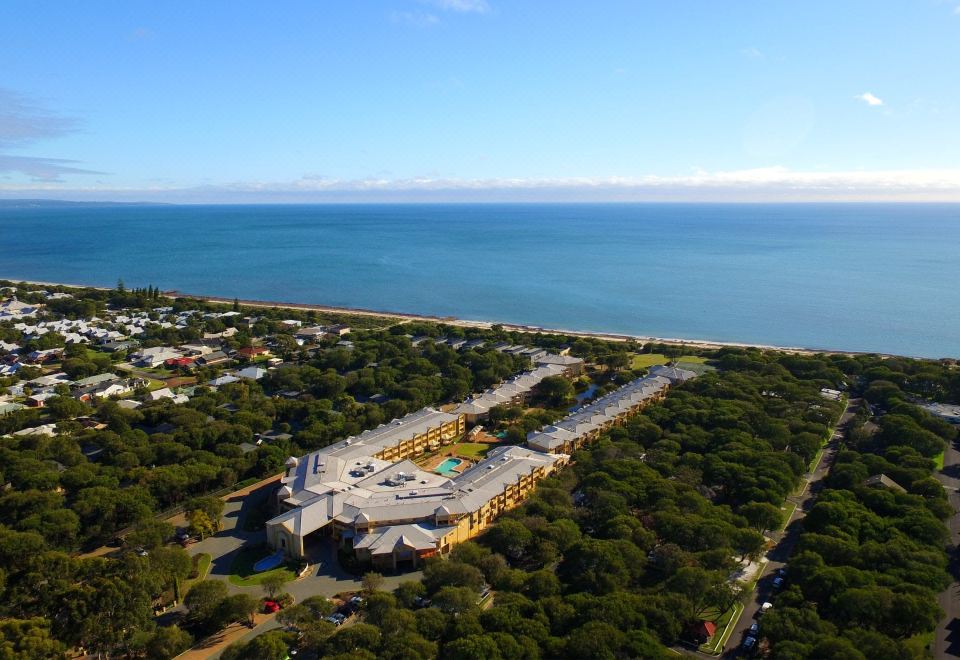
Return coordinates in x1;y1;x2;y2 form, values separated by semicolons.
3;277;917;359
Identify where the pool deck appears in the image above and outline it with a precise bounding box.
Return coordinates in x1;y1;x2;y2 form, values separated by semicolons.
418;451;471;476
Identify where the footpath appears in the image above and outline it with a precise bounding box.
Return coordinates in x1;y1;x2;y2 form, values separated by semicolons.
175;611;278;660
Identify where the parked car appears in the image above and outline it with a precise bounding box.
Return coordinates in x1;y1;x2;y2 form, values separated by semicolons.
263;600;280;613
413;596;432;609
134;547;149;557
759;602;773;616
772;576;785;590
748;622;759;635
325;612;347;626
741;635;756;652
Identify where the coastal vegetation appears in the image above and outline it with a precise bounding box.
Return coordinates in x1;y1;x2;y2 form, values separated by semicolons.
0;281;957;657
764;364;958;659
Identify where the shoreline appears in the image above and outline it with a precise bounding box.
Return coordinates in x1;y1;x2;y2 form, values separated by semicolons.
2;277;924;359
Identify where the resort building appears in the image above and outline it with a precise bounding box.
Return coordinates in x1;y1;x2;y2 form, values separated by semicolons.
452;359;583;424
266;411;564;568
265;363;692;570
526;364;697;455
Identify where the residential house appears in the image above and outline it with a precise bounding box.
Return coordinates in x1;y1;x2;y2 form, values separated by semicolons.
197;351;231;367
237;346;271;360
131;346;183;368
235;366;267;381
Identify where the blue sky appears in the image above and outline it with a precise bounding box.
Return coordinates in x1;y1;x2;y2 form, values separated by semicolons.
2;0;960;201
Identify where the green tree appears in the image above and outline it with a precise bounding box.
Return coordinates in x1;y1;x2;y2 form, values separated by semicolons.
217;593;259;628
432;586;479;615
146;625;193;660
184;580;228;624
443;634;503;660
323;623;382;655
486;518;533;560
261;572;288;599
362;570;385;594
740;501;783;534
532;376;575;408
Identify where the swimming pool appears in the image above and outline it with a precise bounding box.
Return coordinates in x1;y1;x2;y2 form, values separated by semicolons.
436;457;465;477
253;550;285;572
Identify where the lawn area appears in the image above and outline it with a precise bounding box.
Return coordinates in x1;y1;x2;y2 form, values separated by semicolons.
699;602;744;655
183;553;212;595
780;500;798;531
700;560;766;654
631;353;708;369
935;450;945;470
227;546;297;587
630;353;670;369
451;442;495;459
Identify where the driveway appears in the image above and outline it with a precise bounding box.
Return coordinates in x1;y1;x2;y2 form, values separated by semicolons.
180;483;421;658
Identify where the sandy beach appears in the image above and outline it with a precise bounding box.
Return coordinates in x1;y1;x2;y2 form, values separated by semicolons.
4;278;904;358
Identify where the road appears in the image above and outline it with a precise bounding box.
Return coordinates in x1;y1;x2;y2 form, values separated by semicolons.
173;478;419;659
933;431;960;658
719;397;860;658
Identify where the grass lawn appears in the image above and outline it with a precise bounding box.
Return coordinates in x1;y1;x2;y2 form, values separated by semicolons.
780;500;798;531
183;553;212;595
227;546;297;587
630;354;671;369
935;450;945;470
699;601;744;655
452;442;495;459
631;353;708;369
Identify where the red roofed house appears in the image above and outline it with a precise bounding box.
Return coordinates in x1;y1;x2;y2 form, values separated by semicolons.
165;356;196;369
237;346;271;360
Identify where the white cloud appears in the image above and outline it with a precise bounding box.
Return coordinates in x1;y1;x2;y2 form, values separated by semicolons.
856;92;884;106
0;88;102;182
423;0;490;13
740;47;763;58
8;167;960;202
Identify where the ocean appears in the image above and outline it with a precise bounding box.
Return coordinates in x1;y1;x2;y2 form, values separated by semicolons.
1;202;958;358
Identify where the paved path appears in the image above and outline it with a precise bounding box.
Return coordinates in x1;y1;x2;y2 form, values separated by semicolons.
933;432;960;658
718;397;859;658
174;478;421;659
176;612;277;660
